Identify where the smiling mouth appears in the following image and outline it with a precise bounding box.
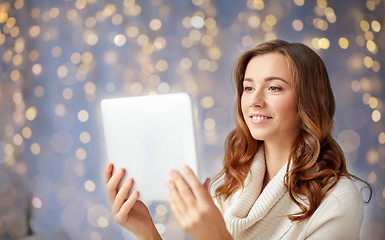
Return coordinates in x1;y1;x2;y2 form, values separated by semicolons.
251;116;272;120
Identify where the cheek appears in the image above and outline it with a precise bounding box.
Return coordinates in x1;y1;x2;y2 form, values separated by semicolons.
280;100;297;122
240;95;249;117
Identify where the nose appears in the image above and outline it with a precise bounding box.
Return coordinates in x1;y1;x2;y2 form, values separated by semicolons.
250;90;265;108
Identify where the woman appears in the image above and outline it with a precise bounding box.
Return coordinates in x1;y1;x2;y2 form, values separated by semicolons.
104;39;371;239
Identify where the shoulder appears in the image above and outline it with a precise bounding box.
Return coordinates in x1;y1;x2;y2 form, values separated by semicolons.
325;177;363;204
302;177;364;239
319;176;364;214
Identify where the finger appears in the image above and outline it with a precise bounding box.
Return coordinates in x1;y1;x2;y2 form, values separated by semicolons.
169;170;196;206
106;168;125;203
118;190;140;217
111;177;134;214
182;165;208;200
167;193;184;224
103;163;113;185
167;179;188;214
203;178;211;191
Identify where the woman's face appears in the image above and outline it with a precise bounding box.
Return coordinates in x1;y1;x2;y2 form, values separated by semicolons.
241;53;298;145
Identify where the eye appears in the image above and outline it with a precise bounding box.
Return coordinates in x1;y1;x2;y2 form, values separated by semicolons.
244;86;254;92
268;85;281;92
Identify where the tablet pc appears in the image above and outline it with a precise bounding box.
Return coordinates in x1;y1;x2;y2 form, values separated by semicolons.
100;93;200;201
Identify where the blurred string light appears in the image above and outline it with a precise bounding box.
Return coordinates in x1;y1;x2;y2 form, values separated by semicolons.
0;0;383;239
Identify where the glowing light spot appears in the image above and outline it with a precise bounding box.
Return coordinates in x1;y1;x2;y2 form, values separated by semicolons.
32;197;42;209
114;34;126;46
265;15;277;26
111;14;123;25
292;19;303;31
248;16;261;28
49;7;60;19
338;37;349;49
208;46;221;60
29;50;39;62
71;52;81;64
130;82;143;94
4;144;14;156
13;134;23;146
57;65;68;78
318;38;330;49
32;64;42;75
22;127;32;139
372;110;381;122
204;118;216;130
78;110;89;122
84;82;96;94
82;52;93;64
31;143;41;155
367;149;379;165
97;217;109;228
371;20;381;32
157;82;170;93
84;180;96;192
155;204;168;216
366;0;376;10
125;26;139;38
248;0;265;9
52;46;62;58
205;18;216;29
366;40;376;52
84;31;98;46
363;56;373;68
191;16;204;29
63;88;73;100
103;4;116;17
13;54;23;66
360;20;370;32
180;58;192;70
156;60;168;72
10;69;20;81
153;37;167;50
6;17;16;28
368;97;378;109
80;131;91;144
26;106;38;121
30;8;41;19
0;12;8;23
149;18;162;31
137;34;149;46
76;148;87;160
379;132;385;144
201;96;215;109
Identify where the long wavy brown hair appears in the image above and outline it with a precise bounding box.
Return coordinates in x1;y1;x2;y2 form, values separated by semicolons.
213;39;372;221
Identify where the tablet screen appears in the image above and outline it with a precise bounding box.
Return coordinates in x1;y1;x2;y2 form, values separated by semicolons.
101;93;200;201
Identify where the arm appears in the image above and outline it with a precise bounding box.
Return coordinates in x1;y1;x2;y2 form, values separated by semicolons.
103;163;162;240
167;165;233;240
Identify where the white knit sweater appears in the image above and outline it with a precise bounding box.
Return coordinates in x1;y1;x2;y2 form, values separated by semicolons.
214;148;364;240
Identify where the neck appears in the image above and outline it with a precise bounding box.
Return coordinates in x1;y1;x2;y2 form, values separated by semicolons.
263;140;292;185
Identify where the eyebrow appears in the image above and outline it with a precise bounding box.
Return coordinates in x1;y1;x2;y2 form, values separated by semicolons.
243;77;289;85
